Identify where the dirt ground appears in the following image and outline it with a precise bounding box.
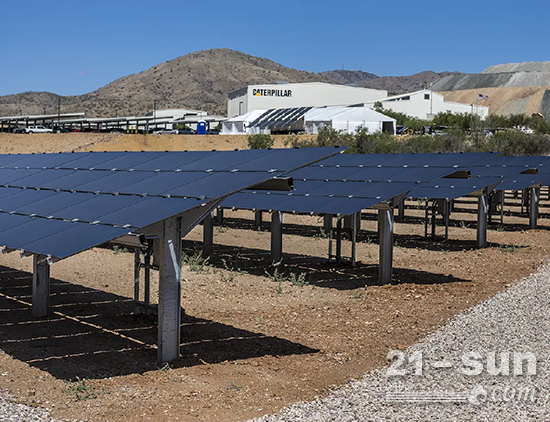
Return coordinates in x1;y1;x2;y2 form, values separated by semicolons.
0;133;549;421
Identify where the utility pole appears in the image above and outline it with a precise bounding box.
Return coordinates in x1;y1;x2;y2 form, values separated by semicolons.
57;97;61;127
153;100;158;133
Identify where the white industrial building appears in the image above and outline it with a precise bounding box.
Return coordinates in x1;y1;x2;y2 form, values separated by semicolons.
227;82;388;118
221;106;395;135
363;89;490;120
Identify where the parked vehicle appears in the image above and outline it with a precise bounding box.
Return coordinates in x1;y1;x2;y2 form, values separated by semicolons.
175;128;196;135
25;125;53;134
154;129;179;135
13;127;26;134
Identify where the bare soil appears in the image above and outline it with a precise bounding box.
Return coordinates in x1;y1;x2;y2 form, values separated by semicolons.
0;133;548;421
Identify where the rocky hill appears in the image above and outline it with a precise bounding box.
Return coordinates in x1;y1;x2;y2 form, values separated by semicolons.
0;49;331;117
318;70;378;85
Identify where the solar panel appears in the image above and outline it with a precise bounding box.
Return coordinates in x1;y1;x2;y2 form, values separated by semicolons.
0;148;343;259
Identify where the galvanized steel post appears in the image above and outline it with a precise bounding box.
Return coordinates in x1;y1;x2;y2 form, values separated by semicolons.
158;216;182;364
378;209;394;284
529;187;539;229
477;194;488;248
32;254;50;318
202;211;214;258
271;211;283;265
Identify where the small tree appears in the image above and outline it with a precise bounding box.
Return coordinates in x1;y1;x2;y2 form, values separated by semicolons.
247;134;274;149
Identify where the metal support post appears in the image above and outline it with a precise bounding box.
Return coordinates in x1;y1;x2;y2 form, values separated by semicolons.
431;202;436;238
32;254;51;318
323;214;332;234
202;211;214;258
444;200;450;241
216;207;224;225
335;218;342;264
271;211;283;265
397;198;405;221
351;212;357;267
134;248;140;312
378;209;394;284
424;201;429;238
529;187;539;229
254;211;263;229
477;194;488;248
157;217;182;364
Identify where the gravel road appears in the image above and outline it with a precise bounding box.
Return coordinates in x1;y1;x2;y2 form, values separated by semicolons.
251;264;550;422
0;393;61;422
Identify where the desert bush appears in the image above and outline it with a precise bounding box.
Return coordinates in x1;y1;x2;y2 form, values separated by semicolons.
247;134;274;149
485;130;550;155
316;126;354;147
401;134;443;153
353;128;401;154
284;134;315;148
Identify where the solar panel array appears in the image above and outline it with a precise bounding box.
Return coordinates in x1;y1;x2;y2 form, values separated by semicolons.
0;148;343;259
247;107;313;130
224;152;549;215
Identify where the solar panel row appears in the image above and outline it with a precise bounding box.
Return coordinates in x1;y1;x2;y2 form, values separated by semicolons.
0;148;344;259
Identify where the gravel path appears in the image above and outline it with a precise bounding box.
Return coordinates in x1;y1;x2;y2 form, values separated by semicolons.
251;264;550;422
0;393;61;422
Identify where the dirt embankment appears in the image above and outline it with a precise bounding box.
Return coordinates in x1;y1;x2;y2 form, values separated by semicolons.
0;133;310;154
441;86;550;117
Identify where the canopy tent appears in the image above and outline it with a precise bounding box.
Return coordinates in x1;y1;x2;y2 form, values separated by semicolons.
221;110;267;135
304;107;396;135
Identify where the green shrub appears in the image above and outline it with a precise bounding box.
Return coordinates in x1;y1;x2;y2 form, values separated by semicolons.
353;128;401;154
316;126;353;147
284;134;315;148
401;134;444;153
248;134;274;149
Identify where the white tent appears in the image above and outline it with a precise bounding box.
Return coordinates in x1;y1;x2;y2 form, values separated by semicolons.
304;107;396;135
221;110;267;135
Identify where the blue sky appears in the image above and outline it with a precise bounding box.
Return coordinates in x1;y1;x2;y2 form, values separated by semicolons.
1;0;548;96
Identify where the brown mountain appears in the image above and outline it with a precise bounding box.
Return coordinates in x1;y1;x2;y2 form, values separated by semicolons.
0;49;330;117
0;49;462;118
318;70;378;85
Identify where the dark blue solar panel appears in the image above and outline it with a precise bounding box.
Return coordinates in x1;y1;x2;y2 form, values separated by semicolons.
0;218;70;250
314;154;397;167
0;148;343;258
497;175;543;191
6;169;75;188
19;223;131;258
99;172;208;196
169;172;274;198
130;151;215;171
96;197;204;228
0;213;34;232
48;152;128;169
425;152;497;167
3;152;91;169
0;189;63;212
469;167;527;178
38;193;140;223
0;154;34;167
237;147;343;172
408;186;483;200
0;169;43;184
172;150;272;171
77;151;170;170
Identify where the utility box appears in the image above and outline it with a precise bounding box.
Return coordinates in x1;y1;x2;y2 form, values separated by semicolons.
197;120;207;135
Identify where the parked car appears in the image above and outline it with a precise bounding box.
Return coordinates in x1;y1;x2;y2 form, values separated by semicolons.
175;128;196;135
25;125;53;134
154;129;179;135
13;127;26;134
